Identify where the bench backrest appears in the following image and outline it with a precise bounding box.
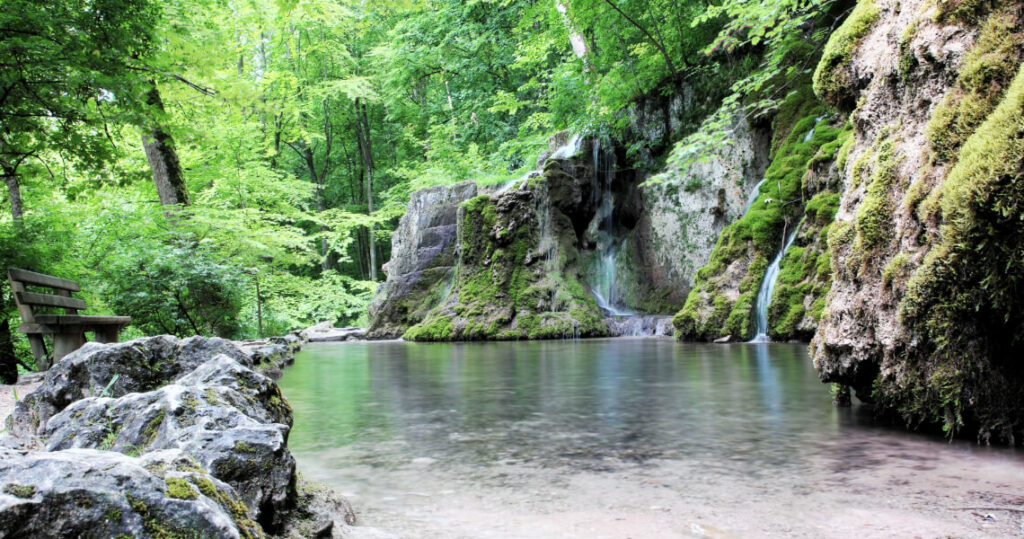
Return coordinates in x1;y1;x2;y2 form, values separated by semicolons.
8;268;85;324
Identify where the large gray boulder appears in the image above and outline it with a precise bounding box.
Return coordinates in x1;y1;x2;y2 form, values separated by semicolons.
7;335;250;437
1;335;332;537
0;448;262;538
41;355;295;529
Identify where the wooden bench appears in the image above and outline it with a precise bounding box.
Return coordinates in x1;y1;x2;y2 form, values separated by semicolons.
9;268;131;369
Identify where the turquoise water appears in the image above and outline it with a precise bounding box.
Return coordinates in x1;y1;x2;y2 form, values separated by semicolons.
278;339;1024;537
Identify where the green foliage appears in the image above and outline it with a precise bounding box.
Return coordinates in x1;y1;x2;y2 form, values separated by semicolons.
813;0;879;110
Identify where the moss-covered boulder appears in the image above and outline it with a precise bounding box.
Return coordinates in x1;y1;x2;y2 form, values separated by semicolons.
367;181;478;339
404;181;609;341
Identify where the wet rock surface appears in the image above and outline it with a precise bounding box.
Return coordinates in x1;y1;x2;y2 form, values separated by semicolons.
606;315;674;337
0;448;260;538
0;334;349;538
299;322;368;343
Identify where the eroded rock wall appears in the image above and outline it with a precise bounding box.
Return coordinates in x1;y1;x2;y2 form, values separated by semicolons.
672;87;847;342
367;181;478;338
403;157;608;341
811;0;1024;442
638;113;771;308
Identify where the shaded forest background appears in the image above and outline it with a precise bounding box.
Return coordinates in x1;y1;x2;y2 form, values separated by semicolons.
0;0;840;373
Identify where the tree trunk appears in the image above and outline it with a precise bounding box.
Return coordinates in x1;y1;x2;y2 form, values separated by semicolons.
142;85;190;206
3;173;22;223
0;279;19;384
2;159;23;223
355;99;378;282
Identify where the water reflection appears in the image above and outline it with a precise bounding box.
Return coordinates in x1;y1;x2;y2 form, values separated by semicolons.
281;340;844;474
280;340;1024;537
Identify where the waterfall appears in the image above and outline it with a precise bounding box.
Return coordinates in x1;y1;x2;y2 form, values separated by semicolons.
802;116;826;143
749;219;803;343
550;134;583;160
589;139;636;317
745;179;766;213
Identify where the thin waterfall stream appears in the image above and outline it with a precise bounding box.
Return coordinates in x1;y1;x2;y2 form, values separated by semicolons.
589;139;634;316
750;218;804;343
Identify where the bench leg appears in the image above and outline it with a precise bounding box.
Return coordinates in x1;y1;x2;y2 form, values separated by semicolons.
94;328;120;344
52;332;84;364
27;335;49;371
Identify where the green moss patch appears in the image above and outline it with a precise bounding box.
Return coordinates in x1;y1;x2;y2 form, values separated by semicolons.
813;0;880;110
3;484;35;499
926;7;1023;165
894;64;1024;442
164;477;197;500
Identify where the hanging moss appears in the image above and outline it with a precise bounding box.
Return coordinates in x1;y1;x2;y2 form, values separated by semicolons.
934;0;997;24
925;7;1024;165
894;64;1024;443
768;190;842;341
854;135;899;253
813;0;880;111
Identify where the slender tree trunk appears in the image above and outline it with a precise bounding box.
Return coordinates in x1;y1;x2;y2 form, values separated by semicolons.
142;84;190;206
254;273;263;338
355;99;378;282
3;173;22;222
0;279;19;384
2;159;23;223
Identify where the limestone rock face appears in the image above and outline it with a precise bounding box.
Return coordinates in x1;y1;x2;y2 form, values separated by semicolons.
41;354;295;529
404;180;609;341
811;0;1024;441
7;335;250;438
638;113;770;303
0;448;261;538
1;335;332;536
367;181;478;338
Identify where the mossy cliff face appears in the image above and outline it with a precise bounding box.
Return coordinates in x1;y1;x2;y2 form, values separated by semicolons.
636;113;771;308
403;171;608;341
811;0;1024;442
672;86;845;342
367;181;478;338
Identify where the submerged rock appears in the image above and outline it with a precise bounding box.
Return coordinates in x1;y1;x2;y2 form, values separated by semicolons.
299;322;367;343
606;316;674;337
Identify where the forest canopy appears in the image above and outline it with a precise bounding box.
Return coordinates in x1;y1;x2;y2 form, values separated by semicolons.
0;0;838;377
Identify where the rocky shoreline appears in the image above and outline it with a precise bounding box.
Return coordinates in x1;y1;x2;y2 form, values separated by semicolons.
0;331;356;538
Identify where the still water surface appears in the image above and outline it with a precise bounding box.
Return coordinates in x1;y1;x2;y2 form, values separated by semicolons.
279;339;1024;538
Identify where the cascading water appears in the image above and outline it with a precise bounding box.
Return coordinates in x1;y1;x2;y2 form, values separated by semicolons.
749;219;804;343
744;179;767;213
802;116;826;143
589;139;636;317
